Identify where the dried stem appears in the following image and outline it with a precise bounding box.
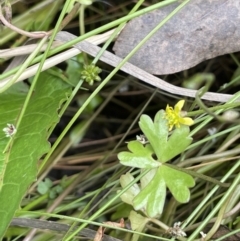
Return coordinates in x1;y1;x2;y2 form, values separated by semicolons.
0;4;49;38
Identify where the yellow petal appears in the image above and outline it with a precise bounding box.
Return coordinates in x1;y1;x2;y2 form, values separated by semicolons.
166;104;170;112
168;124;174;131
181;117;194;126
174;100;185;112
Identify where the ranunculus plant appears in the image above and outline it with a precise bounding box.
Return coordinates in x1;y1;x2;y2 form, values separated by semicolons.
118;100;195;218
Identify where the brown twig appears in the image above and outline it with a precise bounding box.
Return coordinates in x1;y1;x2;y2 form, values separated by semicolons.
55;31;238;103
0;2;80;39
11;218;123;241
0;4;49;38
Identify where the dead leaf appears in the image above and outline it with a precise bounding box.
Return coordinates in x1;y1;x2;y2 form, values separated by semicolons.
113;0;240;75
103;218;125;228
94;219;124;241
94;226;105;241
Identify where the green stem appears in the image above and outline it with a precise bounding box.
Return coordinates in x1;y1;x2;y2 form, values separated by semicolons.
0;37;48;93
79;4;85;36
187;102;240;116
182;159;240;240
189;92;240;137
91;0;145;65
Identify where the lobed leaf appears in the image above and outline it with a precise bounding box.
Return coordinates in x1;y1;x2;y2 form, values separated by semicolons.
161;165;195;203
118;141;160;168
119;172;140;206
139;110;168;161
129;210;149;231
133;168;166;217
132;165;195;217
139;110;192;162
161;125;192;162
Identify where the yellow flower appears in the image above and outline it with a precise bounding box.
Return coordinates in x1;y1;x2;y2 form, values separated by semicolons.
165;100;194;131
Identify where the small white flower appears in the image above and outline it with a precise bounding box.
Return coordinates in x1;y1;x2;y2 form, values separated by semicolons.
200;231;206;241
3;124;17;137
167;221;187;238
136;134;149;145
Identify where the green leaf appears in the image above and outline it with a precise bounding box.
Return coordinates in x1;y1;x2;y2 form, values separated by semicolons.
76;94;103;114
183;73;215;90
139;111;168;161
139;110;192;162
48;185;63;200
119;172;140;206
129;210;149;231
162;125;192;161
129;211;149;241
161;165;195;203
37;178;53;195
118;141;160;168
49;190;57;199
129;210;149;241
111;203;132;220
132;165;195;216
66;55;84;86
133;168;166;217
70;120;88;146
0;71;71;238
